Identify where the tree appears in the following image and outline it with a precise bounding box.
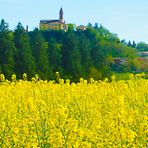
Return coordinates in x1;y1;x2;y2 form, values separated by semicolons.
62;31;82;81
14;22;36;78
68;23;75;31
91;41;106;69
128;40;132;47
98;25;120;42
91;40;113;78
0;19;16;78
94;23;99;30
87;22;93;28
85;26;98;42
121;39;127;45
78;33;92;78
136;42;148;51
30;28;50;79
48;38;62;75
132;41;136;48
0;19;9;32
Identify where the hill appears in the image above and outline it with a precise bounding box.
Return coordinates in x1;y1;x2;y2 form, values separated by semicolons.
0;19;147;81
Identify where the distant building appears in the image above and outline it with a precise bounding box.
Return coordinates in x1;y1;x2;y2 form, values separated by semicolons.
112;52;148;65
112;57;126;65
76;25;86;31
138;51;148;60
40;7;68;31
137;51;148;68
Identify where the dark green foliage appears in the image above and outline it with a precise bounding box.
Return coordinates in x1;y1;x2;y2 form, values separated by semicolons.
68;23;75;31
136;42;148;51
78;33;92;78
14;22;36;78
48;38;62;76
62;31;82;81
0;19;145;81
30;28;50;79
0;19;16;79
0;19;9;32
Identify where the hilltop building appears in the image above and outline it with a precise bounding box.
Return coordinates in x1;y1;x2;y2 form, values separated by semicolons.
40;7;68;31
76;25;86;31
138;51;148;60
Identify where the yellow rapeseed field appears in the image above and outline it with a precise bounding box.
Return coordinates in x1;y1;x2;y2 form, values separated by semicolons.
0;74;147;147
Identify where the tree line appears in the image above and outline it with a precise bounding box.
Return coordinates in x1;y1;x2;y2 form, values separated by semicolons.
0;19;147;81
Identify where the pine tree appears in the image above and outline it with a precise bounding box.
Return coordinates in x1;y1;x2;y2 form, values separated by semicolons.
14;22;36;78
62;31;82;81
30;28;50;79
48;37;62;75
78;33;92;78
0;19;16;79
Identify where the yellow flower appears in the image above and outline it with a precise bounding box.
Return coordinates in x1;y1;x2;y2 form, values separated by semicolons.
0;75;147;147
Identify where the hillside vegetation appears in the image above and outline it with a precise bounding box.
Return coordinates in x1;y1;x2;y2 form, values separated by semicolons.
0;19;147;81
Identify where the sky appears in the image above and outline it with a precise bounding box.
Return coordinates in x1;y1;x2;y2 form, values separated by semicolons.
0;0;148;43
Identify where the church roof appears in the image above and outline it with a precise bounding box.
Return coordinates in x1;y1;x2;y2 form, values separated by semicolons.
40;20;59;23
40;19;65;24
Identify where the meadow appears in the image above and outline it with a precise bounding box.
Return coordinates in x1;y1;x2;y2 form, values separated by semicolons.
0;74;147;147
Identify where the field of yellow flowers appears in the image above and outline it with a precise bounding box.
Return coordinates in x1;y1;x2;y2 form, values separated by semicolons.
0;74;147;147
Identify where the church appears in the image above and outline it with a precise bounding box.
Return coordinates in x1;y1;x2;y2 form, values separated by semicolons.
39;8;68;31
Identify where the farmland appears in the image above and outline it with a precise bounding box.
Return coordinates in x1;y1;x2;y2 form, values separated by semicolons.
0;75;147;147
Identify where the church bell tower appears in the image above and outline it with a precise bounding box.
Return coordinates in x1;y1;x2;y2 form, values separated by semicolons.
59;7;64;22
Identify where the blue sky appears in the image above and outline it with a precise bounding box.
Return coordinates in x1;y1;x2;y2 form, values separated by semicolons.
1;0;148;43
